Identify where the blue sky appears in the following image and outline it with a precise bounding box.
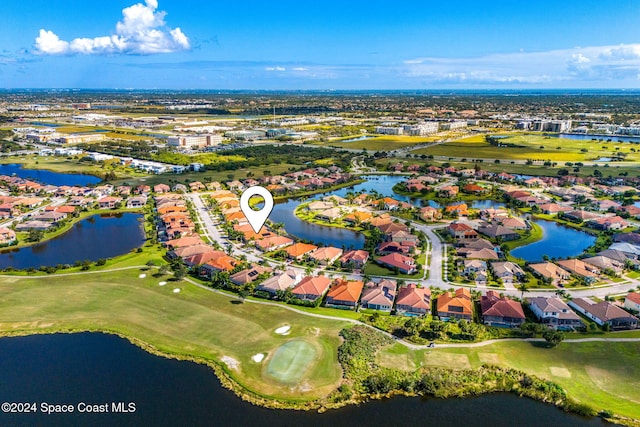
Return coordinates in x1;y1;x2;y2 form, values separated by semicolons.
1;0;640;89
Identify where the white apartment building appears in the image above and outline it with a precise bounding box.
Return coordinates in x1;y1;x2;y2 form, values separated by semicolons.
375;126;404;135
402;121;439;136
440;120;468;131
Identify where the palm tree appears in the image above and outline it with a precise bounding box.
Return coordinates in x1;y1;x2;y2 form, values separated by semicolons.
517;281;529;300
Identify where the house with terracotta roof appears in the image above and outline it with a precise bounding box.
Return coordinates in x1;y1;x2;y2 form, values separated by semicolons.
343;211;373;225
199;256;238;278
587;215;629;231
419;206;442;222
164;236;203;249
439;185;458;198
0;227;16;245
568;298;638;329
437;288;472;321
556;259;600;284
527;297;583;331
481;291;525;328
445;203;468;216
98;196;122;209
45;205;76;214
528;262;571;286
154;184;170;194
462;183;486;194
256;270;303;296
396;283;431;316
339;249;370;269
377;241;411;255
562;210;599;223
170;243;214;260
230;264;271;286
308;246;344;265
284;243;318;260
291;275;332;301
325;279;364;309
360;280;396;311
624;292;640;313
254;235;294;252
183;250;228;268
376;253;417;274
448;222;476;240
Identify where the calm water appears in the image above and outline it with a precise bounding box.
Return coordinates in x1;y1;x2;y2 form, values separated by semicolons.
272;176;505;249
271;199;365;249
510;219;596;262
0;164;102;186
0;333;607;427
558;133;640;143
0;213;145;269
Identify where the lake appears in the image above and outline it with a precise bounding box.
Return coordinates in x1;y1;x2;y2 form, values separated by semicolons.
0;163;102;186
0;333;607;427
271;199;366;249
272;176;506;249
0;213;145;269
558;133;640;143
510;218;596;262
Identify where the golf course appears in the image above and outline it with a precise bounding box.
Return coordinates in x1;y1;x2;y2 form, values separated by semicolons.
413;133;640;162
0;263;639;421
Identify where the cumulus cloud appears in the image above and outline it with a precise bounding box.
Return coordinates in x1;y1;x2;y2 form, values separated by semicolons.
34;0;189;55
403;43;640;85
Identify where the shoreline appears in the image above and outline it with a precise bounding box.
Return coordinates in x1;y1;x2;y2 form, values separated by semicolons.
0;328;635;426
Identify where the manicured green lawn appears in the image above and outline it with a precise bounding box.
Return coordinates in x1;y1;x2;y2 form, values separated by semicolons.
0;269;348;401
0;156;145;180
413;133;640;163
326;135;440;151
378;340;640;420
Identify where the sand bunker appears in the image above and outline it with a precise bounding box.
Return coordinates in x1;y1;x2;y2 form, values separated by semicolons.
221;356;240;370
252;353;265;363
159;281;167;286
274;325;291;335
138;274;146;279
173;288;181;293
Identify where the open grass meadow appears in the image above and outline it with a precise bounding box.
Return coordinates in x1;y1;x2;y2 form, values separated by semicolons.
0;269;349;402
413;133;640;163
377;340;640;420
326;135;440;151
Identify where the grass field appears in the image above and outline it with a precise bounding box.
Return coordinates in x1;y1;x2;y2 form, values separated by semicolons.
325;135;440;151
112;163;299;187
266;340;318;384
0;155;145;180
0;269;348;402
413;133;640;163
377;340;640;420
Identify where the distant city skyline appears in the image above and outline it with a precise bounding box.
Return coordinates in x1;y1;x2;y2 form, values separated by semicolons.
1;0;640;89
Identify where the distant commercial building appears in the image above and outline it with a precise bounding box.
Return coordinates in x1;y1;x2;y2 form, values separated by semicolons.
59;134;106;144
402;121;439;136
224;130;266;140
71;103;91;109
531;120;572;133
167;134;222;148
440;121;468;131
375;126;404;135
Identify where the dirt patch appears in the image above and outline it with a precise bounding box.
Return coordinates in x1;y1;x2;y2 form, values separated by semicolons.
423;352;471;370
478;353;500;365
549;366;571;378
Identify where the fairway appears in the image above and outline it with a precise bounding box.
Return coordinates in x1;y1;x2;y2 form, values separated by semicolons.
326;135;439;151
266;340;317;384
0;268;348;402
413;133;640;163
377;340;640;420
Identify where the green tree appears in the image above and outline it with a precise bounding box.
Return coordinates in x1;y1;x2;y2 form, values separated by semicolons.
543;329;565;347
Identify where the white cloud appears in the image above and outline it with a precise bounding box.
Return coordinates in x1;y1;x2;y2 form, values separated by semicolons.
403;43;640;85
34;0;189;55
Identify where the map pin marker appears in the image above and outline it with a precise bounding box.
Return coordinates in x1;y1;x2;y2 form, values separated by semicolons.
240;186;274;234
